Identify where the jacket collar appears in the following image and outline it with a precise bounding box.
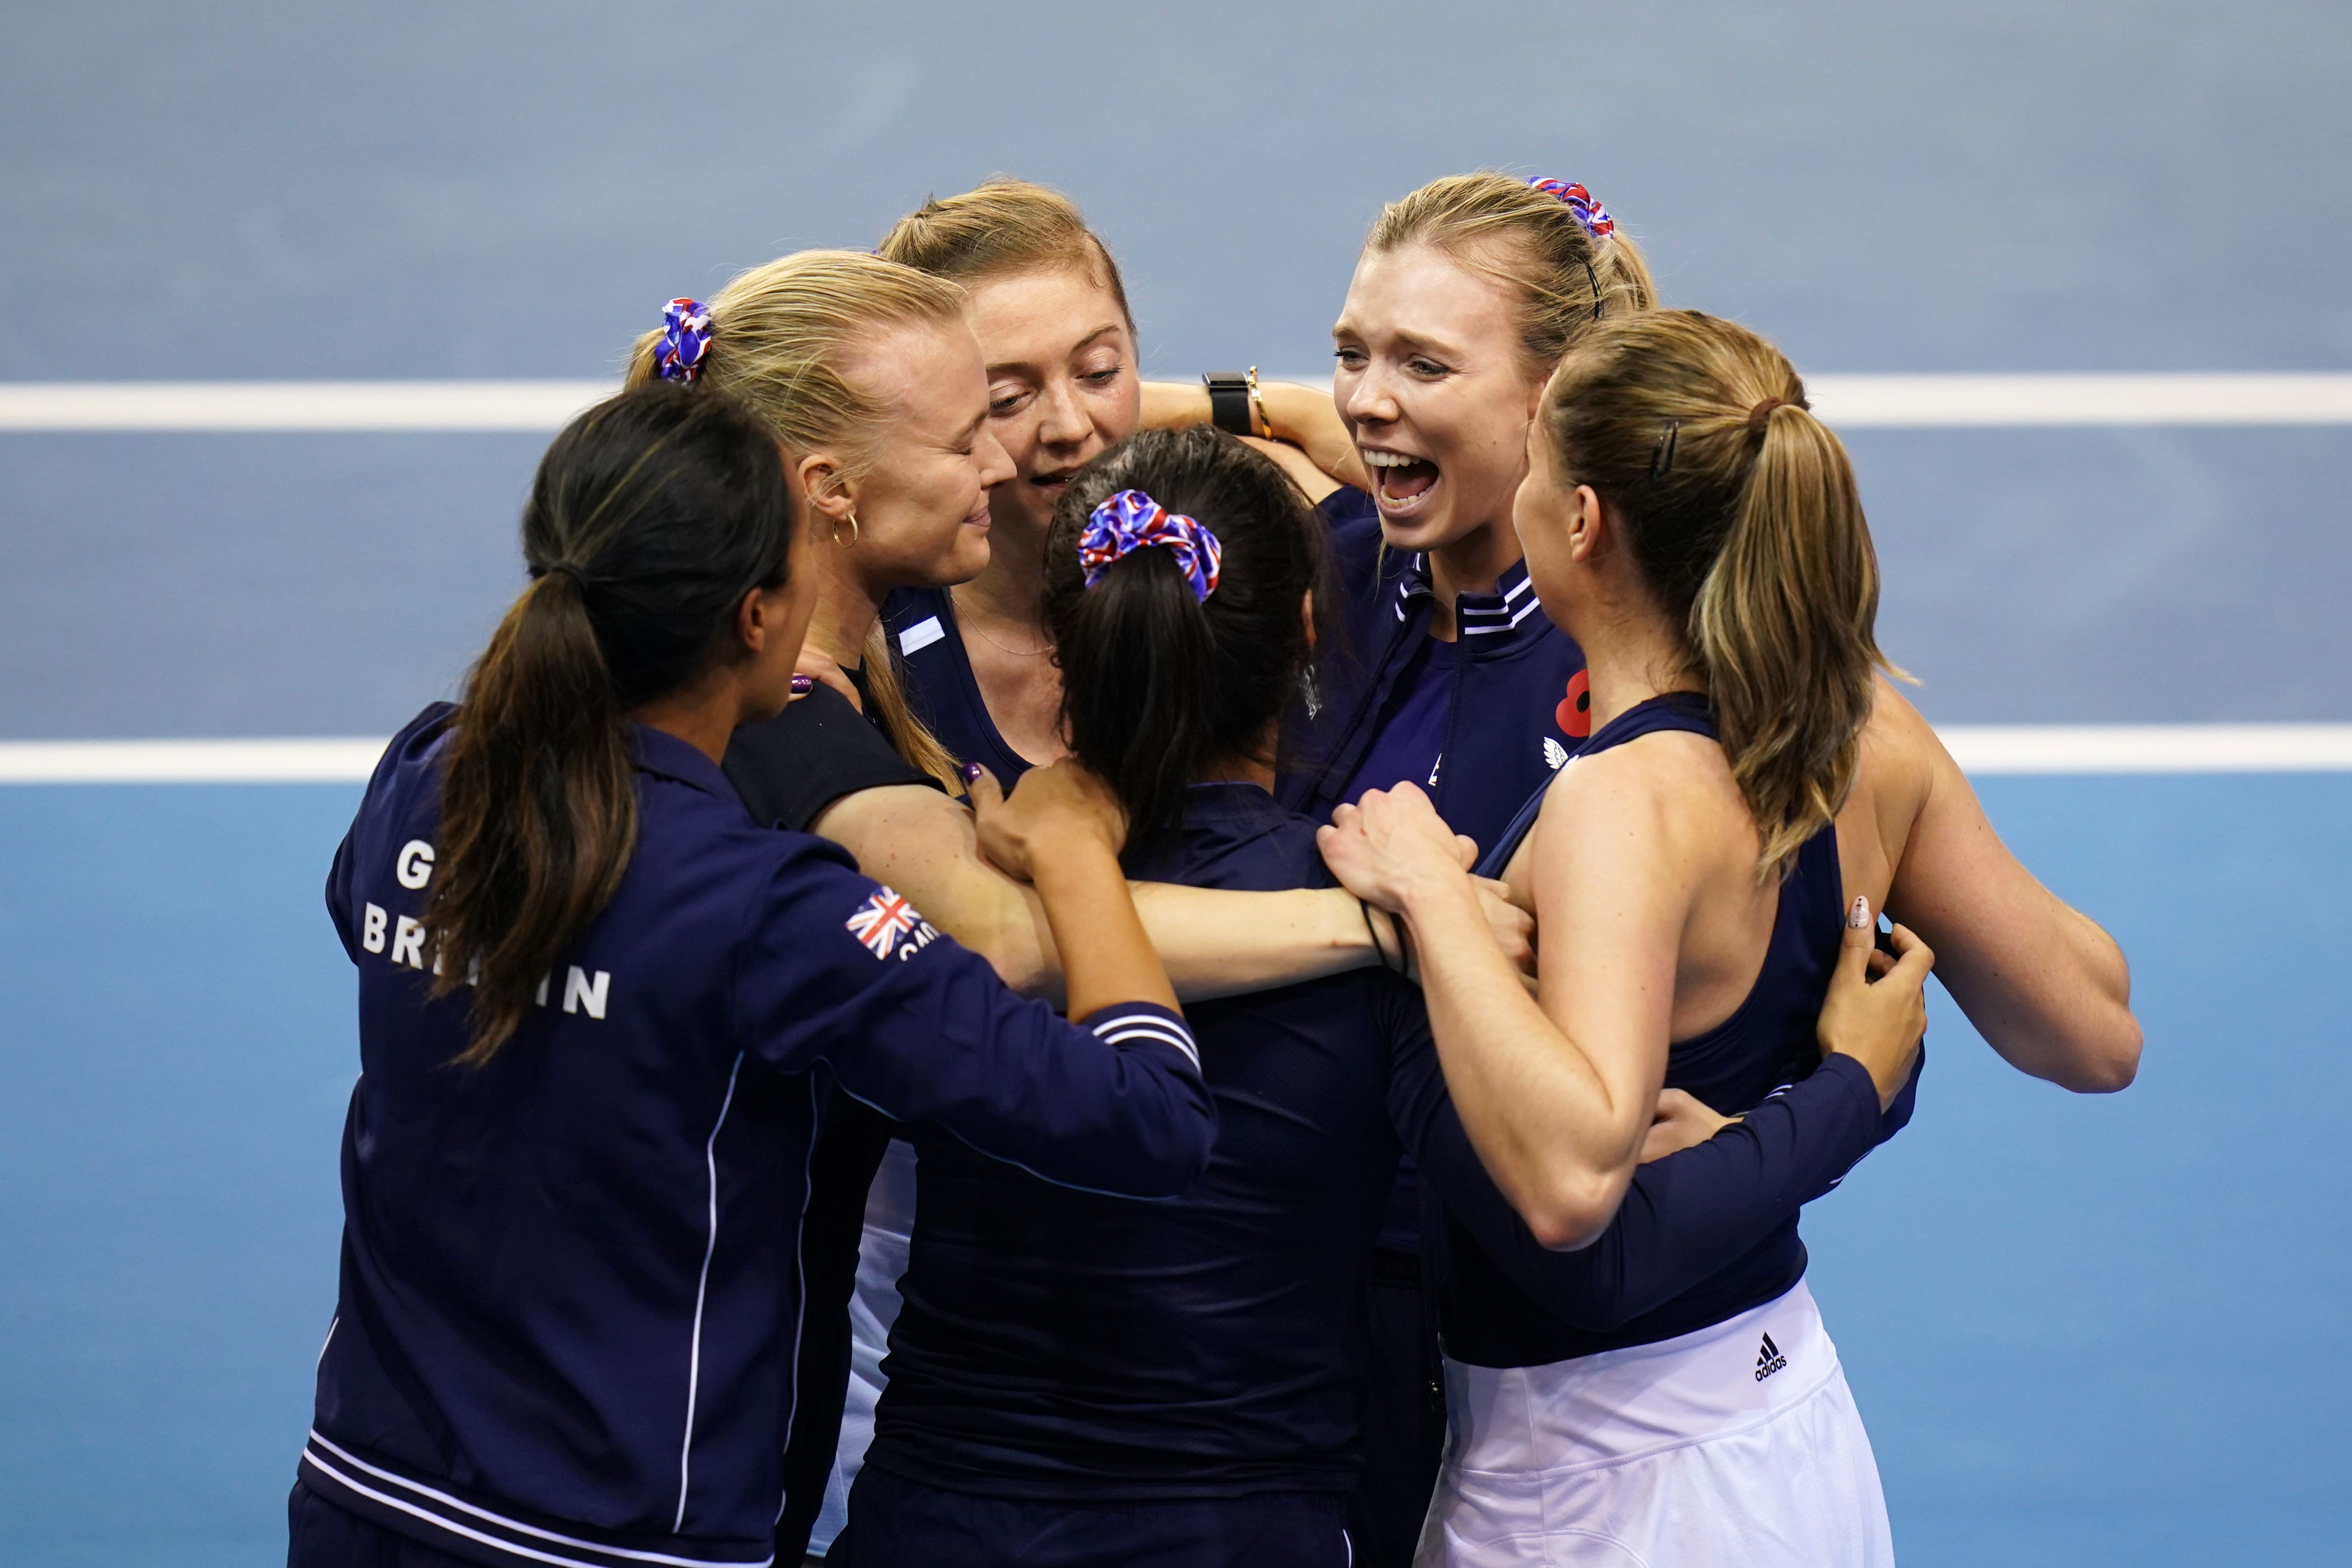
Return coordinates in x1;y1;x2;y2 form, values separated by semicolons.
1393;553;1544;644
632;722;733;798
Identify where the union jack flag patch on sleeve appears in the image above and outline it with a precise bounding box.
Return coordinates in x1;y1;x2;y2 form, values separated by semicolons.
845;885;934;961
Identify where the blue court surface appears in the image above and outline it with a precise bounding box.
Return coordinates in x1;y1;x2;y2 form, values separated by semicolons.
4;773;2345;1567
4;2;2349;1565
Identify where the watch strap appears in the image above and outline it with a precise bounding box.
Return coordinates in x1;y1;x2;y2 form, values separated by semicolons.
1203;371;1254;437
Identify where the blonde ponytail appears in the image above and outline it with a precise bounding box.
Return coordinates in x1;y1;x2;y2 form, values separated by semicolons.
1538;311;1903;878
859;622;961;789
629;249;969;790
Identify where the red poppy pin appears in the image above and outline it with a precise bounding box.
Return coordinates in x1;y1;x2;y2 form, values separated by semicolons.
1555;668;1592;738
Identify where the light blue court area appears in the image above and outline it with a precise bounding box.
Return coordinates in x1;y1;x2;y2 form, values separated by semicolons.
0;771;2344;1568
1806;773;2352;1565
0;785;359;1568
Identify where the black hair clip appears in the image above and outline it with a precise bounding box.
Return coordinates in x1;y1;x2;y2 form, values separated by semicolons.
1582;258;1604;323
1648;418;1680;480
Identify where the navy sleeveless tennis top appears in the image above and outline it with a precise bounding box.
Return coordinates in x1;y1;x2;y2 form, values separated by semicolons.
1437;691;1848;1362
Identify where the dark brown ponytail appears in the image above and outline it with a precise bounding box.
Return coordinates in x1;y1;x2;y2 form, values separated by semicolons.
1538;311;1903;877
1042;426;1331;852
428;382;796;1062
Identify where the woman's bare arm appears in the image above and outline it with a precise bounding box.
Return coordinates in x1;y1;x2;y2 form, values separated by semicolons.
1138;379;1367;492
1869;683;2141;1091
964;762;1175;1020
1239;437;1343;503
812;781;1522;1004
1322;768;1683;1248
1331;755;1936;1251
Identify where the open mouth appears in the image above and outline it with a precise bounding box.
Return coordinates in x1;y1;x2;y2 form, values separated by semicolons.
1030;465;1080;496
1362;446;1440;514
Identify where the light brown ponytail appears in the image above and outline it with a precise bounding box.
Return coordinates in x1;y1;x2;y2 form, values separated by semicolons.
1539;311;1902;877
1694;399;1885;871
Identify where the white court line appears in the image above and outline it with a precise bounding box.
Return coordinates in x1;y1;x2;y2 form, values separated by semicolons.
0;737;390;782
1937;725;2352;773
2;727;2349;784
0;381;612;432
4;374;2352;430
1805;374;2352;427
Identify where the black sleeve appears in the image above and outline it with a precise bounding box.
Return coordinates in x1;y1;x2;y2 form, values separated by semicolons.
724;683;941;833
1384;988;1901;1334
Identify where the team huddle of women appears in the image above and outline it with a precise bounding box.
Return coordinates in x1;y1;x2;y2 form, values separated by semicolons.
288;174;2143;1568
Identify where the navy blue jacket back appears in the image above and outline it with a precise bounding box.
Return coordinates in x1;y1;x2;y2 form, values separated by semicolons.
301;705;1213;1568
865;784;1410;1502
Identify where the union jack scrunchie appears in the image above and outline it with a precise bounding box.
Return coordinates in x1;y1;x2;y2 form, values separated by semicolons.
1078;489;1223;603
1527;178;1614;241
654;297;713;383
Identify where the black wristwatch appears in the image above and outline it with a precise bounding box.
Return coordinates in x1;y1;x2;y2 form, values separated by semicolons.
1203;370;1257;437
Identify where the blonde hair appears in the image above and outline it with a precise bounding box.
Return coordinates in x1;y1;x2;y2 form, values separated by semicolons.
1368;172;1658;381
1538;310;1902;878
877;176;1133;325
627;249;965;789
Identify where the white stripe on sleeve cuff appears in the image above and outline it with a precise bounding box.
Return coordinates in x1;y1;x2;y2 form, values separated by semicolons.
1089;1008;1201;1072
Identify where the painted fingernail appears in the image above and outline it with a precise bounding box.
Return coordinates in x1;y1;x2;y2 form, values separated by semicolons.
961;761;983;785
790;673;813;695
1848;896;1870;930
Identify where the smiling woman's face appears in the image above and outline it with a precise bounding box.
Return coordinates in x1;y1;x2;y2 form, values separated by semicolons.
1332;241;1543;555
963;264;1140;546
837;318;1016;590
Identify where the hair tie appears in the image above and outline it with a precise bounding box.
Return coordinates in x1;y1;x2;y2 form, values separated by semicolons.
1078;489;1222;603
655;298;713;383
537;561;590;591
1747;397;1791;437
1527;178;1614;241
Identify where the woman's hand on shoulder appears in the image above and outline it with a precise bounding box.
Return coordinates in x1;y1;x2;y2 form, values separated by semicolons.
968;760;1128;885
797;648;860;710
1316;783;1481;915
1816;895;1933;1111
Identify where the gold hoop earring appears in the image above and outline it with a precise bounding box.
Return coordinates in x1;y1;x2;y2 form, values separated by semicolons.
833;511;860;548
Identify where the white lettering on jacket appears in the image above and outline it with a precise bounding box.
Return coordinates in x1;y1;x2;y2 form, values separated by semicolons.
361;878;612;1020
395;839;436;891
561;965;610;1019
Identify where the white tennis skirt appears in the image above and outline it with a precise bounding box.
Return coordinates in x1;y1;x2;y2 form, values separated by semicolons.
1416;1280;1894;1568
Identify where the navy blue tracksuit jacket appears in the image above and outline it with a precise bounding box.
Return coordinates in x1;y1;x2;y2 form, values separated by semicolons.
297;704;1213;1568
1280;486;1590;861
